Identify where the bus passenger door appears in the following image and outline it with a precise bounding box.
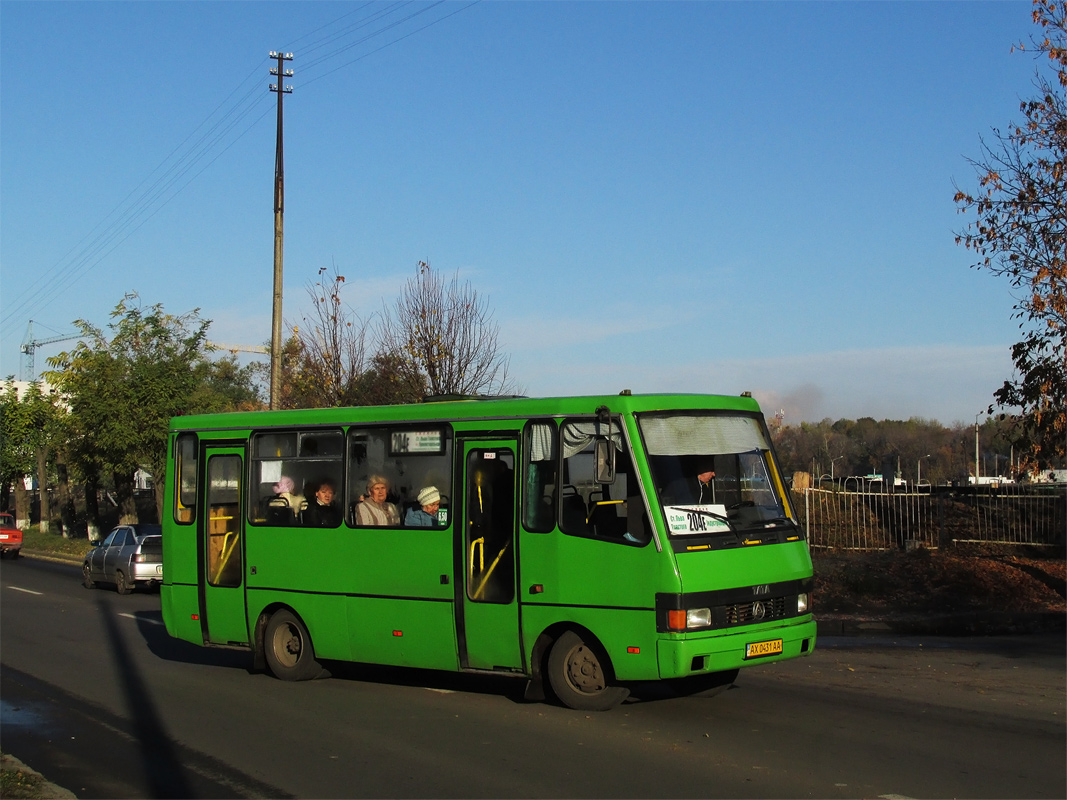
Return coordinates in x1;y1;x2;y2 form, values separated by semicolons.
458;440;523;671
199;446;249;646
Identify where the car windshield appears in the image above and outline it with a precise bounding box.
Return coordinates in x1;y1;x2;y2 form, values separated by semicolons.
638;412;793;537
133;524;162;538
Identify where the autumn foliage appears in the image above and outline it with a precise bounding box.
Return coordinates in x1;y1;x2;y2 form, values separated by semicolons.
954;0;1067;472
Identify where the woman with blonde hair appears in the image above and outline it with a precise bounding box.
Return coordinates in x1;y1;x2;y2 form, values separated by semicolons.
355;474;400;526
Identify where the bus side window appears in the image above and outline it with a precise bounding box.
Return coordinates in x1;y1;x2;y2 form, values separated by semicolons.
174;433;197;525
348;425;452;528
560;419;648;545
522;420;557;532
249;430;343;527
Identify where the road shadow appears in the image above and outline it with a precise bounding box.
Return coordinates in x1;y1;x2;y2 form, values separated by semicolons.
322;658;531;704
97;594;196;798
129;609;254;672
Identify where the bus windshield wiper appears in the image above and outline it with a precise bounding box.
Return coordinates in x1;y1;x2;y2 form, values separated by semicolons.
667;506;732;527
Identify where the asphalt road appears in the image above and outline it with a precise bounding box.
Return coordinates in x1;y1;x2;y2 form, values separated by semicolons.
2;556;1064;799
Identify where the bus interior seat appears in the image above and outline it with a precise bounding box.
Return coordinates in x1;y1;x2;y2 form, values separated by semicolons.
560;486;589;533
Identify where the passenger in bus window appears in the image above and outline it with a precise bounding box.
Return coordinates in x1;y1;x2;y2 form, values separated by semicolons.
664;457;717;506
303;479;342;527
405;486;441;527
270;476;306;512
355;475;401;526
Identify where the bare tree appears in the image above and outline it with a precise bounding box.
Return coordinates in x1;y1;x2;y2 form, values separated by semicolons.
378;261;517;397
282;265;371;408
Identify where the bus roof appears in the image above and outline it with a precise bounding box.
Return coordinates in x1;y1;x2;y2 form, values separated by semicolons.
168;392;764;433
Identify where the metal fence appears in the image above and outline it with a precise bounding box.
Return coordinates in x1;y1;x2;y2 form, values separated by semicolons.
796;482;1067;551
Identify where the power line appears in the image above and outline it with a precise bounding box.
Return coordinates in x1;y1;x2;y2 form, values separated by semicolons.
3;1;481;340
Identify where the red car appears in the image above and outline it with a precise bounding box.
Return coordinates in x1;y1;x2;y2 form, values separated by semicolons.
0;513;23;559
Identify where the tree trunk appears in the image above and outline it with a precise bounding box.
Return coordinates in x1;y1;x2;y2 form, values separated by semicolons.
113;470;138;524
85;472;102;541
55;451;78;539
13;480;29;529
37;447;50;533
154;478;165;526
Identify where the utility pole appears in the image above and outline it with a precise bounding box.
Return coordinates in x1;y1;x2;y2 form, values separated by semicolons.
269;51;293;410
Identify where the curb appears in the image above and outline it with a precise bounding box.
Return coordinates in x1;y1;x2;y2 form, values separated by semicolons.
16;549;85;565
0;752;77;799
817;611;1066;637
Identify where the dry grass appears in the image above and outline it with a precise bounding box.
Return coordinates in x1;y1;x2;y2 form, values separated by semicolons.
813;548;1067;616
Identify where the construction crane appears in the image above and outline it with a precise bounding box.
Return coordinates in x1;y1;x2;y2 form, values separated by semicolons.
20;321;81;381
206;341;269;356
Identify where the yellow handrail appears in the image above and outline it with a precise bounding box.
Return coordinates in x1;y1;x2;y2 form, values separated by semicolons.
473;541;510;600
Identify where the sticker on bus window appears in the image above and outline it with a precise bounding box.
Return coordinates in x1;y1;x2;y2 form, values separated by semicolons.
390;430;444;454
666;504;730;535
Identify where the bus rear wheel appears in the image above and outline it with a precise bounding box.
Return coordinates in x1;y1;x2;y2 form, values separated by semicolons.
265;609;321;681
547;630;629;711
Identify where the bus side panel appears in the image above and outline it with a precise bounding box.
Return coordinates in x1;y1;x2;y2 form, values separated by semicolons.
162;583;204;645
521;604;663;681
245;524;457;669
245;526;453;599
519;529;679;682
247;589;351;661
162;471;202;645
345;596;459;671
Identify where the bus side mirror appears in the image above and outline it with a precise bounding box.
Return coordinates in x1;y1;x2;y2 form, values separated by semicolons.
594;438;615;484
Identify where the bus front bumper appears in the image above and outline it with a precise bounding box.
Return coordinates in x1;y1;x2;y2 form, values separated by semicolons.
656;616;817;680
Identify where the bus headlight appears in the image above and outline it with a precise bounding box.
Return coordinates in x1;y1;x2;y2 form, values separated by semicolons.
667;608;713;631
686;608;712;628
797;592;810;614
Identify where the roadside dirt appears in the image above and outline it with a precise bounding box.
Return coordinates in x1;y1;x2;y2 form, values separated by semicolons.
812;547;1067;616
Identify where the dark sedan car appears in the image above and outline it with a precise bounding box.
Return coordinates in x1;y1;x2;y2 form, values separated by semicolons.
82;523;163;594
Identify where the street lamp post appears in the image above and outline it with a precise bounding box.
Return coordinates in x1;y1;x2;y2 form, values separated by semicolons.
974;413;982;484
831;456;844;482
917;454;931;486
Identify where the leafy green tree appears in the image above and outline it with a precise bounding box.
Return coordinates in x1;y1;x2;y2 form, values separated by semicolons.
954;0;1067;471
46;295;249;523
0;380;63;524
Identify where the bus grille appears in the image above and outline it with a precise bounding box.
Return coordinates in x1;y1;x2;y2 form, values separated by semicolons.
723;596;788;625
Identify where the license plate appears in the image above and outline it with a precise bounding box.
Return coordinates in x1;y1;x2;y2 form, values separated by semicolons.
745;638;783;659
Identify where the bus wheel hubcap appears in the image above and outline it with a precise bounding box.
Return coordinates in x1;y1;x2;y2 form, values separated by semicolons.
275;625;301;666
566;645;605;693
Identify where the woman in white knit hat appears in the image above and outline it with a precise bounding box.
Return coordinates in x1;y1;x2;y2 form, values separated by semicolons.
405;485;441;527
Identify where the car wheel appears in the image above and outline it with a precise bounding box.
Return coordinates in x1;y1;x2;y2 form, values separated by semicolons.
547;630;630;711
115;569;132;595
82;563;96;589
264;609;321;681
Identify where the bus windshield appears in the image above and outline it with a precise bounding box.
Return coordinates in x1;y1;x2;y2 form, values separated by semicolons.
639;412;793;538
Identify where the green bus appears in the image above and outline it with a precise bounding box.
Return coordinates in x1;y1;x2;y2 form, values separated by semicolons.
161;392;815;710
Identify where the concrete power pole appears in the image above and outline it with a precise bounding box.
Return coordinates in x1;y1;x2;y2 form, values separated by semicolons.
269;51;293;410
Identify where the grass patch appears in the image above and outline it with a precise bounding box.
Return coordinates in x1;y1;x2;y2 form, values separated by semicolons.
0;754;50;800
20;526;94;560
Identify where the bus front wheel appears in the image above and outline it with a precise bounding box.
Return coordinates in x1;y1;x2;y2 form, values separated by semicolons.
547;630;629;711
264;610;321;681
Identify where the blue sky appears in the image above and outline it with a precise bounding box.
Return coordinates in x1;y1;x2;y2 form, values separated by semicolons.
0;1;1044;424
